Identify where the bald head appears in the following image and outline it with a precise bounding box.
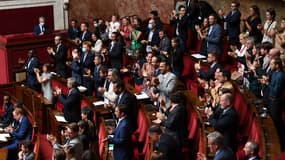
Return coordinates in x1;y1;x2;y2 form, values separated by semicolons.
269;48;281;60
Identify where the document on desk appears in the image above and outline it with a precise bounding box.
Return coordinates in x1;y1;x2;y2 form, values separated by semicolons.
191;53;206;59
77;86;87;92
0;133;10;142
93;101;105;106
135;92;149;100
55;115;68;123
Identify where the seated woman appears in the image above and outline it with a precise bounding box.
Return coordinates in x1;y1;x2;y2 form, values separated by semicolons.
34;63;53;103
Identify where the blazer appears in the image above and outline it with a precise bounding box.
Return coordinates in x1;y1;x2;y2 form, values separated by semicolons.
80;51;95;73
0;102;14;127
144;28;160;47
34;24;50;36
117;92;138;130
109;118;133;160
162;104;188;146
209;106;238;151
158;72;177;108
170;15;188;41
25;57;40;90
19;151;35;160
157;36;171;54
169;46;184;78
58;88;82;122
158;133;180;160
268;70;285;99
198;62;220;81
51;44;67;77
225;10;241;40
79;31;92;42
206;23;223;54
213;146;235;160
71;60;82;85
109;40;123;69
68;26;81;39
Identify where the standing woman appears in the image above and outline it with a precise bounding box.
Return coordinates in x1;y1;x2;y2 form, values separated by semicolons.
262;8;277;43
242;5;263;43
195;17;210;56
120;17;132;47
34;63;53;103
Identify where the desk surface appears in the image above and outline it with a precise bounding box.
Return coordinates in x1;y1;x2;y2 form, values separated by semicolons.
0;148;8;160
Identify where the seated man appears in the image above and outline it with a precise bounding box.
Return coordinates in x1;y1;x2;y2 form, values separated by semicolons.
197;131;235;160
148;125;180;160
55;77;82;123
243;141;260;160
3;107;32;151
47;123;83;160
0;94;14;127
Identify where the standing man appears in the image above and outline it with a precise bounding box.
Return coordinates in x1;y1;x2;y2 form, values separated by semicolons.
24;49;40;91
47;35;67;77
56;77;82;122
104;104;133;160
170;5;188;52
68;19;81;39
0;94;14;127
108;32;123;69
206;14;223;55
79;22;92;43
225;1;241;44
34;16;50;36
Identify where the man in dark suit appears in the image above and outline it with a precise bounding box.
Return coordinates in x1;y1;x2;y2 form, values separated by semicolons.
206;14;223;55
0;94;14;127
149;10;163;30
113;80;137;130
169;37;184;79
225;1;241;44
205;92;238;152
141;19;160;53
68;19;81;39
170;5;188;52
156;92;188;147
4;107;32;151
243;141;260;160
105;104;133;160
80;41;95;96
47;35;67;77
198;131;235;160
24;49;40;91
56;77;82;122
108;32;123;69
148;125;180;160
33;16;50;36
79;22;92;43
195;52;220;81
153;29;170;55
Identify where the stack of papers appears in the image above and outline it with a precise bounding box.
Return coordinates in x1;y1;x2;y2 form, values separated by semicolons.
55;115;68;123
191;53;206;59
135;92;149;100
78;86;87;92
93;101;105;106
0;133;10;142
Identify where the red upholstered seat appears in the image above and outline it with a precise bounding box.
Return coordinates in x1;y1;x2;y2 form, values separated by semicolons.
234;91;249;126
98;121;107;158
181;56;196;80
189;39;202;54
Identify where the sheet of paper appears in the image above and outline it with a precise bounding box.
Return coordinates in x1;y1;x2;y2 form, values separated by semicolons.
55;115;68;123
135;92;149;100
191;53;206;59
93;101;105;106
77;86;87;92
0;136;7;142
0;133;10;138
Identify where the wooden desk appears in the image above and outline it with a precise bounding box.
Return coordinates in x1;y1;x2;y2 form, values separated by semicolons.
0;148;8;160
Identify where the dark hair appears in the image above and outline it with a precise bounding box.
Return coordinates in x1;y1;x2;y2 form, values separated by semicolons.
150;10;158;17
53;148;66;160
221;68;231;80
148;125;162;134
81;21;89;28
231;1;240;7
94;54;103;63
83;150;96;160
19;140;34;151
71;19;78;23
116;104;129;115
178;5;186;11
99;66;108;74
273;57;283;70
67;123;79;133
266;8;276;21
78;120;89;135
81;107;94;122
114;80;125;90
261;42;273;52
3;94;11;101
169;91;185;104
250;5;260;16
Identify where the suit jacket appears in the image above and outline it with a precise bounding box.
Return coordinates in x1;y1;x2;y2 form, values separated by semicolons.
170;15;188;41
80;51;95;72
157;36;171;54
206;23;223;54
158;72;177;108
25;57;40;90
144;28;160;47
33;24;50;36
158;133;180;160
162;104;188;146
117;92;138;130
213;146;235;160
58;88;82;122
109;117;133;160
198;62;220;81
68;26;81;39
209;106;238;151
79;31;92;42
19;151;35;160
51;44;67;77
0;103;14;127
12;115;32;140
268;70;285;99
169;47;184;78
71;60;82;85
225;10;241;41
109;40;123;68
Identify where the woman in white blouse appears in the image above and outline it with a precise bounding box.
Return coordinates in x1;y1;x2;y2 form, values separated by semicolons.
91;33;103;54
262;8;277;43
